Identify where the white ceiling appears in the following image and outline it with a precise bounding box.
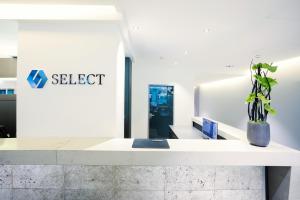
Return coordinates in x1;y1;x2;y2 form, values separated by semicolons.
0;0;300;80
117;0;300;79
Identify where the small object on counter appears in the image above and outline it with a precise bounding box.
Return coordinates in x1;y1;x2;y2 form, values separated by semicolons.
132;139;170;149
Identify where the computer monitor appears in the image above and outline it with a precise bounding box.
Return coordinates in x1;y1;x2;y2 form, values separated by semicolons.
202;118;218;139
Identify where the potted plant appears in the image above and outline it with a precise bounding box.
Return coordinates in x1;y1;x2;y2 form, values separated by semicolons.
245;61;278;147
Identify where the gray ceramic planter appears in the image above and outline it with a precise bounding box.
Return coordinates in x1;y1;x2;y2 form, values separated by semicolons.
247;121;270;147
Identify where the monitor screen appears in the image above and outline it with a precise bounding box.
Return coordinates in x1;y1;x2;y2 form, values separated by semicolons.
202;118;218;139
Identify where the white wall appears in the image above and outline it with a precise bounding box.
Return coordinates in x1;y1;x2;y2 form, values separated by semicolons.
0;21;17;58
0;59;17;92
17;21;124;138
0;58;17;78
115;42;125;138
199;57;300;150
0;78;16;90
131;60;195;138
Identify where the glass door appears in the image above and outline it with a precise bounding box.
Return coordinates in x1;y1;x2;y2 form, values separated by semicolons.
148;85;174;139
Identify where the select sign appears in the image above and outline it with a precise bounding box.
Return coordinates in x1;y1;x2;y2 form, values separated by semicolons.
27;69;106;89
52;73;105;85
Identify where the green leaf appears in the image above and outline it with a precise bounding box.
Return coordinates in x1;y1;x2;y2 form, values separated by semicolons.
254;75;278;88
245;93;256;103
252;63;278;72
267;77;278;87
257;93;271;104
252;63;262;70
261;63;278;72
264;104;277;115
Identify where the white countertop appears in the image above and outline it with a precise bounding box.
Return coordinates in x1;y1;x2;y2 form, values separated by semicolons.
192;116;245;140
0;138;299;166
170;117;250;140
169;125;205;139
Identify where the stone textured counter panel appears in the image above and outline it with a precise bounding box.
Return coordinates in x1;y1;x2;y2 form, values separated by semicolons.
0;165;265;200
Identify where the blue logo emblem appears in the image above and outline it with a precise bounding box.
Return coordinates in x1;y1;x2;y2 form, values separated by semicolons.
27;70;48;89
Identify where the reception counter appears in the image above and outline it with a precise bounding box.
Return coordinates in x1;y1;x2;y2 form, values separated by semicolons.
1;120;300;200
0;138;299;200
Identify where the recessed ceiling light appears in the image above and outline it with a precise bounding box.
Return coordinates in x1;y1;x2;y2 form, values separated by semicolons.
204;28;210;33
255;54;261;59
184;50;188;55
132;25;141;31
173;61;178;65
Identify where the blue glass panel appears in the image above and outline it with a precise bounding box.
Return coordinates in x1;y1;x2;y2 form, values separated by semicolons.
202;118;218;139
149;85;174;139
6;89;14;95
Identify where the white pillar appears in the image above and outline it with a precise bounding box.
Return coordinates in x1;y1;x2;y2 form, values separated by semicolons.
17;21;124;138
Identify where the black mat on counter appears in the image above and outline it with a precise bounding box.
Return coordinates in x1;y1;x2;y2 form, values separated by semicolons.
132;139;170;149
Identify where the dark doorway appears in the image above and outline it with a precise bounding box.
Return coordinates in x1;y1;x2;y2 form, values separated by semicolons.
148;85;174;139
0;95;16;138
124;57;132;138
